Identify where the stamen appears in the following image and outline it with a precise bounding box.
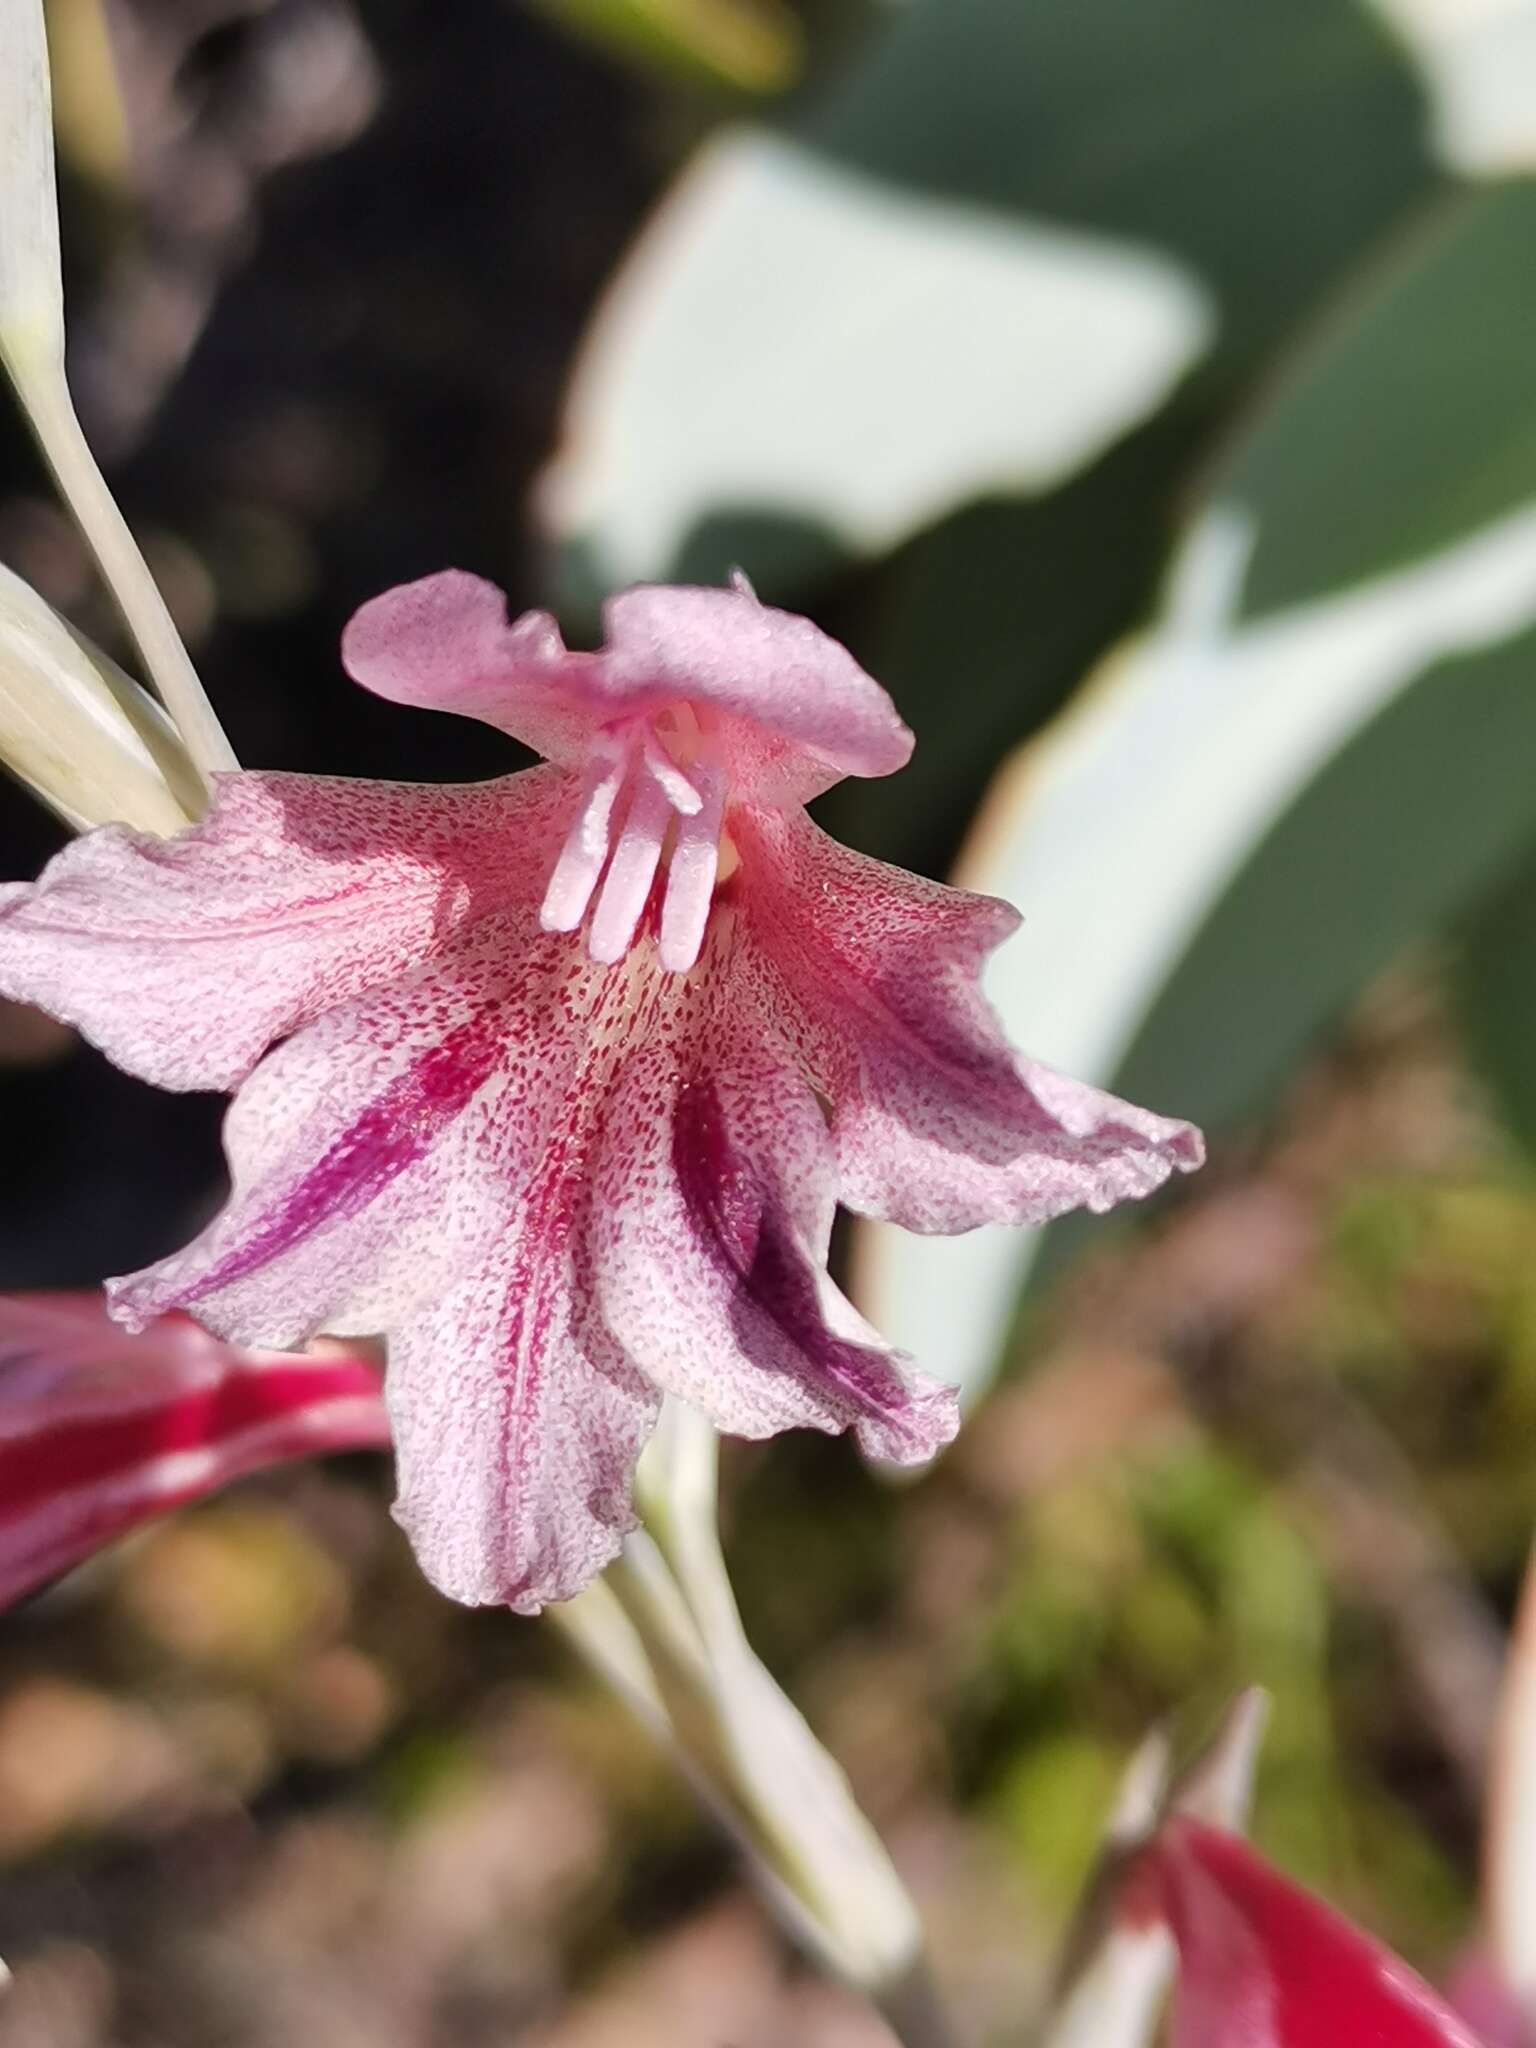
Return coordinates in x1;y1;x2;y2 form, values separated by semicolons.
539;746;627;934
642;733;703;816
658;764;725;974
587;769;672;964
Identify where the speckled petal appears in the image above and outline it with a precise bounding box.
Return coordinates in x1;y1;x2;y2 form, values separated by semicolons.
737;804;1202;1232
0;767;567;1091
386;1243;657;1613
592;953;957;1465
107;916;576;1347
341;571;599;767
101;911;674;1611
599;581;913;803
342;571;912;806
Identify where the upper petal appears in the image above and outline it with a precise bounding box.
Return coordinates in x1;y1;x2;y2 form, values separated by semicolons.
591;946;957;1466
600;581;912;802
736;803;1203;1233
342;570;912;806
341;571;599;765
0;765;567;1092
0;1292;388;1610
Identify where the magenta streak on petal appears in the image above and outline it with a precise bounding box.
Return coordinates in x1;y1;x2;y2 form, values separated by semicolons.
540;746;628;935
179;1014;504;1306
588;769;671;964
659;764;724;974
479;988;630;1604
489;1150;580;1600
670;1076;913;1428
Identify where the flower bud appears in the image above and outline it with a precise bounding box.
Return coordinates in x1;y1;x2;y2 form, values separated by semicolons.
0;561;203;834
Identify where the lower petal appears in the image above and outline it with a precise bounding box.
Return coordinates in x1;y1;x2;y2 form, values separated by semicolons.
592;1029;957;1466
386;1255;657;1612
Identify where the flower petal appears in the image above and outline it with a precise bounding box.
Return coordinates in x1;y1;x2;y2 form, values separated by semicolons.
0;766;566;1091
0;1292;388;1610
738;804;1202;1231
340;571;597;765
107;916;569;1348
342;571;912;804
1151;1819;1486;2048
600;581;913;801
102;916;677;1612
593;989;957;1465
386;1216;657;1613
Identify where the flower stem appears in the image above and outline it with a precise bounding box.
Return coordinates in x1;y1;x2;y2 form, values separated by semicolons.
554;1402;971;2048
17;358;236;788
557;1559;965;2045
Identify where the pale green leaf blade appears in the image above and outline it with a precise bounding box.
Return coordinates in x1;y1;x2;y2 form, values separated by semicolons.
0;0;235;784
1486;1545;1536;2017
1369;0;1536;175
541;128;1213;593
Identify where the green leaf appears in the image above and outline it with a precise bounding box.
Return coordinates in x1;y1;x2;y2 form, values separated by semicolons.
1220;181;1536;618
543;127;1214;599
852;171;1536;1402
1453;842;1536;1162
816;0;1434;358
542;0;1434;599
1115;620;1536;1132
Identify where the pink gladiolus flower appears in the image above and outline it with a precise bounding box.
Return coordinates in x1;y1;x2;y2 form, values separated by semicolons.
0;574;1200;1610
1142;1817;1486;2048
0;1292;388;1609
